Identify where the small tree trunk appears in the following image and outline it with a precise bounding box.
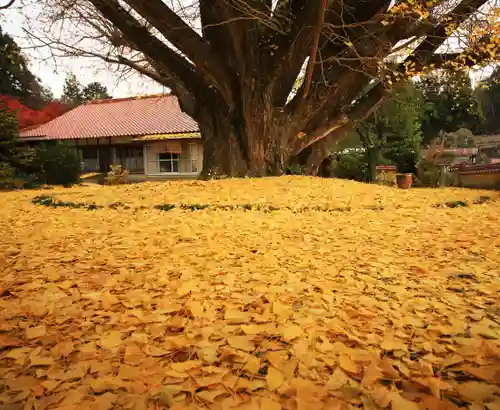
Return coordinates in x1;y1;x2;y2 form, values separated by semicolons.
304;142;331;175
366;147;379;182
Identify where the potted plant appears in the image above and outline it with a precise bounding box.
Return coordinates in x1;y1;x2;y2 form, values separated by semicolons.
394;150;417;189
396;172;413;189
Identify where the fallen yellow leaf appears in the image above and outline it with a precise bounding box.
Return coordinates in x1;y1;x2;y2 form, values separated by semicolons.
99;331;123;350
260;397;281;410
244;356;261;374
273;301;293;318
326;367;350;390
26;325;46;339
224;309;250;324
227;335;255;352
187;301;204;317
380;337;407;352
440;354;464;369
267;367;284;391
170;360;202;372
339;354;359;374
196;389;226;403
456;381;499;402
282;324;302;341
390;391;419;410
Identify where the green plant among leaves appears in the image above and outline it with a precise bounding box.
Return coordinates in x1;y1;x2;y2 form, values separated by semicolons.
0;162;14;179
32;143;81;186
180;203;209;211
445;200;469;208
35;195;491;214
32;195;103;210
154;204;176;211
32;195;54;206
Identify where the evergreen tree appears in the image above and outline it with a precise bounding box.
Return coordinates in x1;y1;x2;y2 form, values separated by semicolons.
82;82;111;102
354;82;424;180
0;26;43;109
60;73;84;107
61;74;111;107
0;106;19;163
418;70;483;145
40;86;55;105
475;68;500;135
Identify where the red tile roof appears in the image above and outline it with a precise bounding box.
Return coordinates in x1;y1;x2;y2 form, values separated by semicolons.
19;94;199;140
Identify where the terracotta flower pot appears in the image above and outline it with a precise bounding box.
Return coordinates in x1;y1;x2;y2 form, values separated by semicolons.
396;173;413;189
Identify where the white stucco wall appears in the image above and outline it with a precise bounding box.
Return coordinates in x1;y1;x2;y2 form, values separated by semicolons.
144;140;203;176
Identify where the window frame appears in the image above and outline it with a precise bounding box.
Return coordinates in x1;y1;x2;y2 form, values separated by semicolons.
188;143;199;173
114;145;144;173
158;152;180;174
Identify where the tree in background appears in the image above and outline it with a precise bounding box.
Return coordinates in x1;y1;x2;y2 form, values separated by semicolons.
0;26;68;130
418;70;483;145
60;73;84;108
475;67;500;135
40;86;55;105
0;95;68;129
24;0;500;176
82;82;111;102
0;26;44;109
0;106;18;163
351;83;423;181
61;73;111;107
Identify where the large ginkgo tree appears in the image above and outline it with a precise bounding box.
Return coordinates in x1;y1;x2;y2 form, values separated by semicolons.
17;0;500;176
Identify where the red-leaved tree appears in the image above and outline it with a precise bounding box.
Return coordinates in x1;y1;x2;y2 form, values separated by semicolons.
0;95;68;129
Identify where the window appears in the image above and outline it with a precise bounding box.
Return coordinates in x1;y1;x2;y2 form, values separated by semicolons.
159;153;180;173
189;143;198;173
80;147;99;172
115;146;144;173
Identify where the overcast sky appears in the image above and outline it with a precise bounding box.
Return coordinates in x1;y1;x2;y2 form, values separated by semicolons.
1;4;165;99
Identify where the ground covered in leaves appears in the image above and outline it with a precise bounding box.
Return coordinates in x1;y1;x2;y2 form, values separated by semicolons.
0;176;500;410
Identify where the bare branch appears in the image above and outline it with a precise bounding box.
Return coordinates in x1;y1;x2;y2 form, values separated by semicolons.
123;0;234;103
0;0;16;9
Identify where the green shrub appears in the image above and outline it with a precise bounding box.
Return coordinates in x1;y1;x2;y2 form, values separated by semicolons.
385;148;418;174
286;163;305;175
331;152;367;181
13;147;39;175
0;163;17;190
417;159;457;187
0;108;19;164
0;162;14;179
32;143;81;186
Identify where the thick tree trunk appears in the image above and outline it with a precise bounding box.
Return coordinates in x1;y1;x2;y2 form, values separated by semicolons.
196;97;289;179
197;106;249;179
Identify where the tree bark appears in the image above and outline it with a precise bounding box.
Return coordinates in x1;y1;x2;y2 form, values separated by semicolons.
197;101;287;179
196;88;293;179
197;106;249;179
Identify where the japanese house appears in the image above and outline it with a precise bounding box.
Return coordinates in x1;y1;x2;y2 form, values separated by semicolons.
19;95;203;179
